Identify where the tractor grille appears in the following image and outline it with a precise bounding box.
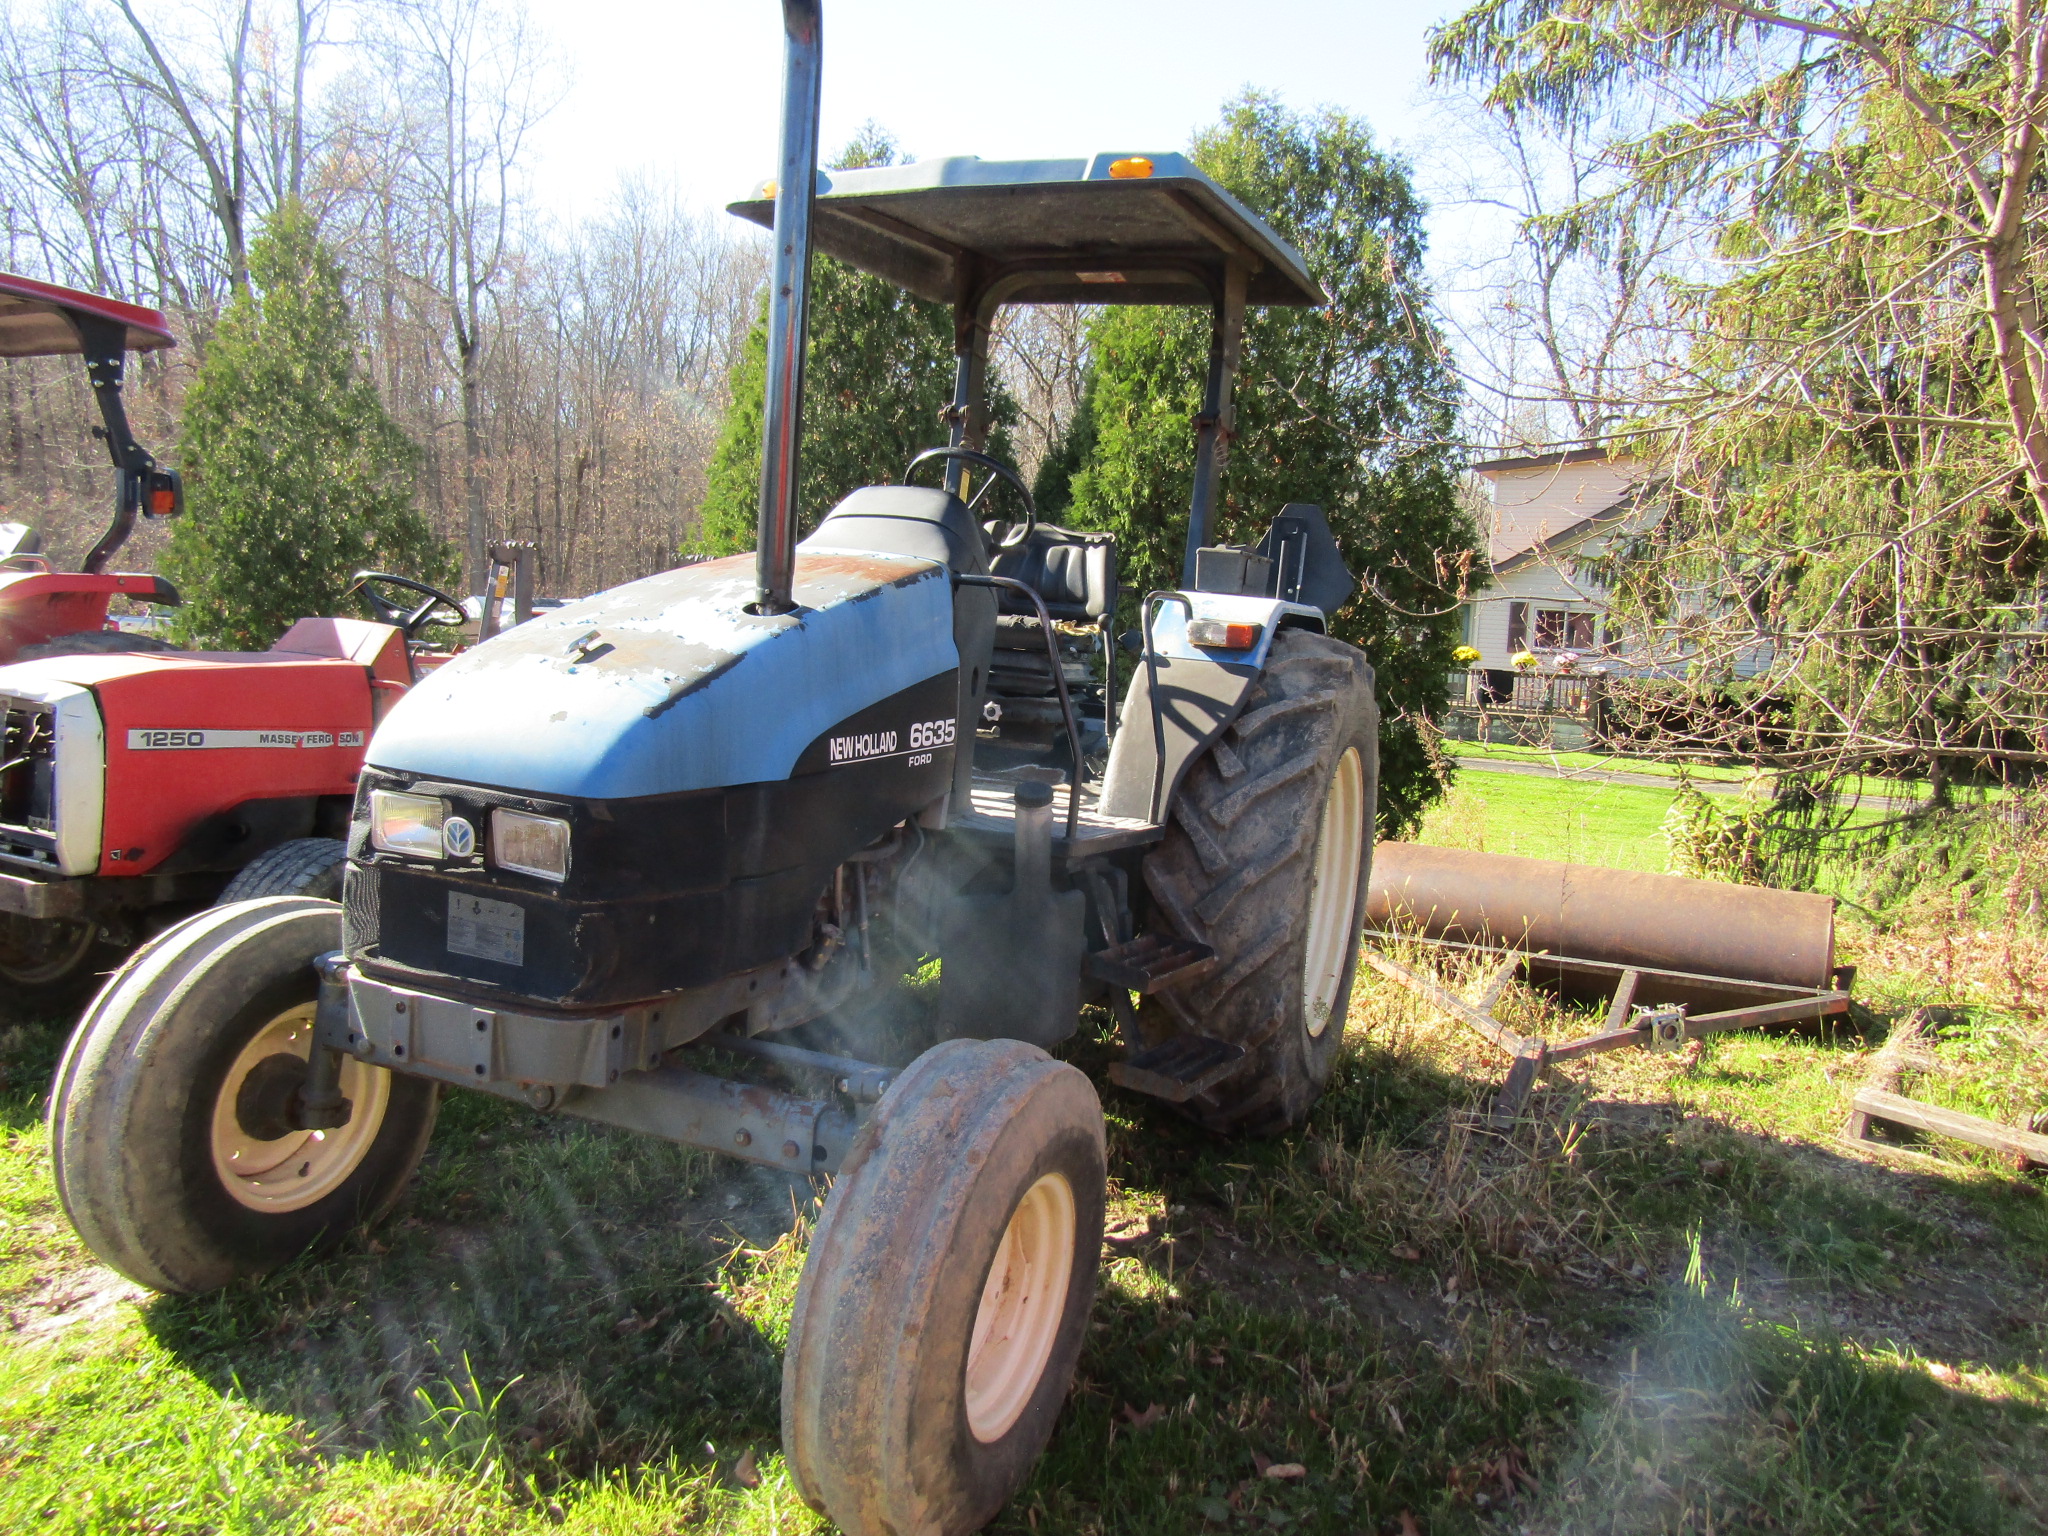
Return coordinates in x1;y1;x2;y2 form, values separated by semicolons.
0;697;62;867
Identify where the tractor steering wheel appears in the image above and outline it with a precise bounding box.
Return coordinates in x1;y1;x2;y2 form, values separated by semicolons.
348;571;470;640
904;446;1038;551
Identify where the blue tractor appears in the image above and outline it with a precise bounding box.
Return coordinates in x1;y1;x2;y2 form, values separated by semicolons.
50;5;1379;1529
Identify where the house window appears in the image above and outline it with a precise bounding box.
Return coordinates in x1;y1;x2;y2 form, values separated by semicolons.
1532;609;1598;650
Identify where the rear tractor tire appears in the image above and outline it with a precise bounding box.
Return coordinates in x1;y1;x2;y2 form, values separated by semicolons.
216;837;347;903
49;897;438;1293
1141;628;1378;1136
0;913;128;1020
784;1037;1105;1536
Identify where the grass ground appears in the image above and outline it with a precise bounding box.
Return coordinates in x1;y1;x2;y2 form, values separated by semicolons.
1444;740;1760;785
1420;761;1682;870
3;772;2045;1534
1443;739;1958;805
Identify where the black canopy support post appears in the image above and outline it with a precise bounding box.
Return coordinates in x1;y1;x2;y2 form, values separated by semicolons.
751;0;823;616
72;313;153;575
944;265;997;499
1179;260;1248;589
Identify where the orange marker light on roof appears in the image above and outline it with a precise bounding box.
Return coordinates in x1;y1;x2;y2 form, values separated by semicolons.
1107;156;1154;179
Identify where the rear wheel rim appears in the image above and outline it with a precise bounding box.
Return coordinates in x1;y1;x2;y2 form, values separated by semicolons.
209;1003;390;1213
965;1171;1077;1443
1302;746;1365;1038
0;914;96;986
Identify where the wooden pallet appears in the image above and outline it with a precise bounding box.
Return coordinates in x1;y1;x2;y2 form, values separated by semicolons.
1846;1087;2048;1171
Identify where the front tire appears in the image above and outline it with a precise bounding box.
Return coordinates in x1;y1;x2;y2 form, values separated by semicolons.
49;897;437;1293
1140;628;1378;1135
784;1037;1105;1536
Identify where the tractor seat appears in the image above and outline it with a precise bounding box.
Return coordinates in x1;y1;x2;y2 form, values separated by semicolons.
985;524;1116;650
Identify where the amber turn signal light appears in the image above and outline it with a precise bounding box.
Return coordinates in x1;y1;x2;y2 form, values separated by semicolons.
1107;156;1155;179
1186;619;1262;650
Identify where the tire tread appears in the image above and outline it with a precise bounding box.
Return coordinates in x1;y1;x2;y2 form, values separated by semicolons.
217;838;347;904
1140;629;1378;1136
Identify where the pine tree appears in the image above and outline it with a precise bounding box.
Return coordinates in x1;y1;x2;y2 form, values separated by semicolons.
693;129;1016;556
164;201;452;649
1054;95;1475;837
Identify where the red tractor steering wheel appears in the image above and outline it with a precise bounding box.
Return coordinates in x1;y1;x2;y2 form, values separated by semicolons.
348;571;470;640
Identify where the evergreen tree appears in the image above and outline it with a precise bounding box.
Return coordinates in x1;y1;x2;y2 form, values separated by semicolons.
694;129;1016;556
1055;95;1475;837
1431;0;2048;812
164;201;451;649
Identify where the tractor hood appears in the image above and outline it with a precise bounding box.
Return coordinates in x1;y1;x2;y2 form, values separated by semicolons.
365;551;958;801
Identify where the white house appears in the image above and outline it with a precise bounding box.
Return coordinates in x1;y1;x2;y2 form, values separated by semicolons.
1459;446;1661;674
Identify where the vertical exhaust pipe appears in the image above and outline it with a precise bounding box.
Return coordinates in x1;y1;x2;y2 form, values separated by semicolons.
752;0;823;615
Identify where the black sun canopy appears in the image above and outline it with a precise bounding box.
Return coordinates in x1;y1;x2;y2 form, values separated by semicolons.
729;152;1324;311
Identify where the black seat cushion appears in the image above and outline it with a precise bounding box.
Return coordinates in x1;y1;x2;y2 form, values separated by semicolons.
985;523;1116;622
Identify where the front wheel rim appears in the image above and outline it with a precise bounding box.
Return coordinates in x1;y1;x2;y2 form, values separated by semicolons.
1302;746;1366;1038
964;1171;1077;1443
209;1003;390;1213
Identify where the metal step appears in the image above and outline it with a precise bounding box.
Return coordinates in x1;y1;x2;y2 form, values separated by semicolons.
1108;1032;1247;1103
1083;933;1217;993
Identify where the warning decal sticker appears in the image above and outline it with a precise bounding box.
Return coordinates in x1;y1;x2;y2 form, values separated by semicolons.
448;892;524;966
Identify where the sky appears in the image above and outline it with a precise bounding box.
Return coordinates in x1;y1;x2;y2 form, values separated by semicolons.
517;0;1474;226
507;0;1523;441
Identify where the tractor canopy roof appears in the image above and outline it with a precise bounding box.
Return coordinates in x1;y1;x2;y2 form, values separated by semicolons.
729;152;1324;310
0;272;177;358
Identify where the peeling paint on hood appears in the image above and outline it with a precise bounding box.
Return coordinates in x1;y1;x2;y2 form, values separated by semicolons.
366;552;957;800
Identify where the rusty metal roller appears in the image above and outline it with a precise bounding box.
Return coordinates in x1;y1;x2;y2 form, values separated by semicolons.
1366;843;1837;992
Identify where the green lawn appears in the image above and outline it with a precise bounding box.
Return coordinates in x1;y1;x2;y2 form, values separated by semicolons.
1446;738;1762;784
1426;761;1684;871
1444;739;1959;804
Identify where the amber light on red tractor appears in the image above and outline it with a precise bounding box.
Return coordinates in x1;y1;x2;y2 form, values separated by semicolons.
1186;619;1263;650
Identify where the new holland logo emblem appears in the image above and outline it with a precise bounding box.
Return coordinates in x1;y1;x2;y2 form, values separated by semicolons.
442;817;477;859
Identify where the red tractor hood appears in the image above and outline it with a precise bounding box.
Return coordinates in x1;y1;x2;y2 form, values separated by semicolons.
0;619;409;878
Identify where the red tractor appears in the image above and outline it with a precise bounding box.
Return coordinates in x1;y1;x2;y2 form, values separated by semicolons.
0;273;471;1011
0;272;187;657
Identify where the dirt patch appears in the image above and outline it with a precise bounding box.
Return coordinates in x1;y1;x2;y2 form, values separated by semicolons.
6;1263;146;1340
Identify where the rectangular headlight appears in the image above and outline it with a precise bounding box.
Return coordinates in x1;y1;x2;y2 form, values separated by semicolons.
369;790;446;858
492;808;570;882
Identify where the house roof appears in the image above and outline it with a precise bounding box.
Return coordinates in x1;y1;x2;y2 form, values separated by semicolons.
1491;488;1647;575
1470;444;1619;474
1471;442;1655;567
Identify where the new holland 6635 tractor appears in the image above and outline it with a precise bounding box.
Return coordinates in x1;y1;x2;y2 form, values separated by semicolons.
50;6;1378;1530
0;272;475;1008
